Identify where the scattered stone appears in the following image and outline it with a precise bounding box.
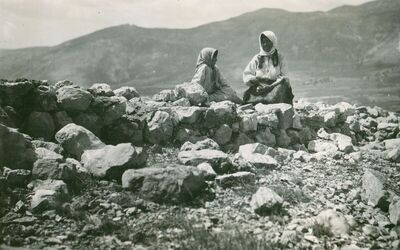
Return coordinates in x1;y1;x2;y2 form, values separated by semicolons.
81;143;146;179
386;148;400;162
180;138;220;151
52;111;73;131
362;169;391;211
255;127;276;147
308;139;338;153
389;196;400;225
197;163;217;180
178;149;229;174
90;96;127;125
362;225;380;239
238;143;278;168
216;171;256;188
172;98;191;107
153;89;177;102
30;179;70;212
330;133;355;153
384;138;400;150
55;123;105;159
122;165;206;204
32;140;64;155
30;85;58;112
239;113;257;132
315;209;350;236
0;124;37;169
250;187;284;216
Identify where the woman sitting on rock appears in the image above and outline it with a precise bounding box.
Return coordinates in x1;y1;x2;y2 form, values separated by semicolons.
242;31;294;105
191;47;242;104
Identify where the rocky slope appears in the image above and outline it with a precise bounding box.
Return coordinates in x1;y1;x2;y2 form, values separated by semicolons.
0;78;399;249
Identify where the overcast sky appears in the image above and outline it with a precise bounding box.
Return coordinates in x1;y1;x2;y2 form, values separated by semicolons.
0;0;374;49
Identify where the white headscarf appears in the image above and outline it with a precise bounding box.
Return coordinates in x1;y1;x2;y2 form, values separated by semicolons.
259;30;278;56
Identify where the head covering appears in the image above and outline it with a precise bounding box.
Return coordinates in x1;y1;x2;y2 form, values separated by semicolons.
259;31;278;56
196;47;218;69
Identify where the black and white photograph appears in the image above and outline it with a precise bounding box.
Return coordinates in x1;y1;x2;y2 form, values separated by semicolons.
0;0;399;249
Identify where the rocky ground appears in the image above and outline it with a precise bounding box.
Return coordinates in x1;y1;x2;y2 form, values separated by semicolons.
0;79;400;249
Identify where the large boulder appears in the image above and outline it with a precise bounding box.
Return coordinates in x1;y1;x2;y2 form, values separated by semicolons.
32;159;77;183
88;83;114;97
56;86;93;112
81;143;147;179
175;82;208;106
145;111;174;144
178;149;229;174
250;187;284;216
55;123;105;159
238;143;278;168
122;165;206;204
0;124;37;169
113;86;140;100
255;103;294;129
24;112;55;140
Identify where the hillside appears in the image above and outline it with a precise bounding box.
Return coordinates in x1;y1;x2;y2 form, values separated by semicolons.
0;0;399;108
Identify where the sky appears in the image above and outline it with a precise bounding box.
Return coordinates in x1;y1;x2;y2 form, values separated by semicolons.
0;0;374;49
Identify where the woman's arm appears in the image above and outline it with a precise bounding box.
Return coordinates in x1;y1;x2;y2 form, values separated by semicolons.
191;65;207;87
215;66;229;88
243;56;259;86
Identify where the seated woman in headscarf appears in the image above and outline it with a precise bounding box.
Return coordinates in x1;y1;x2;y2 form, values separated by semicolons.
242;31;294;105
191;47;242;104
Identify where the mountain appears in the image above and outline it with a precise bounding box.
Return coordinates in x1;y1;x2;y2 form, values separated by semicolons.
0;0;399;96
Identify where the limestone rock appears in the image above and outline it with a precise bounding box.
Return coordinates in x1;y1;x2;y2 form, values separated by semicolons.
250;187;284;216
178;149;229;173
180;138;220;151
3;168;31;187
239;113;257;132
88;83;114;97
204;101;237;127
153;89;177;102
175;82;208;106
170;106;203;125
255;127;276;147
197;163;217;180
30;85;58;112
255;103;294;129
389;196;400;225
330;133;355;153
145;111;174;144
315;209;350;236
238;143;278;168
55;123;105;159
90;96;127;125
308;139;338;153
362;169;391;211
216;171;256;188
113;86;139;100
24;112;55;140
122;165;206;204
0;124;37;169
52;111;73;131
30;179;69;212
32;140;64;155
257;113;279;129
384;138;400;150
56;86;93;112
386;148;400;163
213;124;232;145
35;148;63;161
81;143;147;179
